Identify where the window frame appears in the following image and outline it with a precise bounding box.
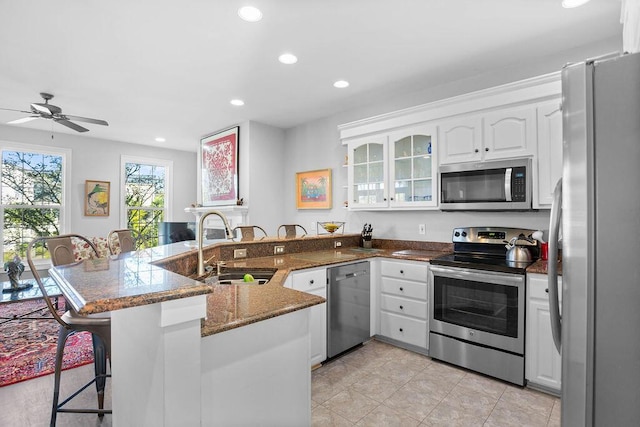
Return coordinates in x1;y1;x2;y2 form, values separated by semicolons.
120;155;173;240
0;140;71;268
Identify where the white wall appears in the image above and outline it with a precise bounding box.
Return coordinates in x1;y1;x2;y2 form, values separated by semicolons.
0;124;196;239
282;37;620;242
243;121;286;236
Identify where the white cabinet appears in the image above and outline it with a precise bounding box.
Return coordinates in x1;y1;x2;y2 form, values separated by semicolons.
347;124;438;210
526;273;562;393
535;100;563;208
438;116;483;164
289;267;327;367
439;105;537;165
378;259;428;351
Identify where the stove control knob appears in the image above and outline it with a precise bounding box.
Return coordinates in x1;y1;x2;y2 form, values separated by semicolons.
461;231;467;237
454;231;460;237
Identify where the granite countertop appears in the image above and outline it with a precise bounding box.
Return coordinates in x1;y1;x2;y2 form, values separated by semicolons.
48;235;560;338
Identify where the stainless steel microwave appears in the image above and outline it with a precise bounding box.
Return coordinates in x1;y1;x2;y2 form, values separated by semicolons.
439;158;532;211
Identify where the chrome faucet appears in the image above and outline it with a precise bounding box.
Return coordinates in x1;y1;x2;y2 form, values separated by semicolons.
197;210;234;276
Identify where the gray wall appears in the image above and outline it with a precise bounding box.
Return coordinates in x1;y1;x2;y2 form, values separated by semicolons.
282;36;620;242
0;124;197;239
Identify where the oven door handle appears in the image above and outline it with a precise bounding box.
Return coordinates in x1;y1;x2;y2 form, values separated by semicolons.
429;265;524;287
504;167;513;202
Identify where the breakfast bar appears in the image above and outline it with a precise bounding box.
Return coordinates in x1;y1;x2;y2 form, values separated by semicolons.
48;243;325;426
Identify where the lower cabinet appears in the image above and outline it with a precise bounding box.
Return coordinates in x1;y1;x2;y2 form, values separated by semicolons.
378;259;429;352
526;273;562;393
288;267;327;367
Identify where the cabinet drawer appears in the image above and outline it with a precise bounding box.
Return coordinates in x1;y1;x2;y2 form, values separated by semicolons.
291;268;326;292
528;274;562;302
381;278;427;300
380;294;427;319
380;312;427;348
380;260;428;282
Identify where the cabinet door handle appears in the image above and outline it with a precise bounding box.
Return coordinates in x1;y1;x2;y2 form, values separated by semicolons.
399;328;403;332
545;288;549;293
485;147;489;152
474;149;479;153
390;197;394;201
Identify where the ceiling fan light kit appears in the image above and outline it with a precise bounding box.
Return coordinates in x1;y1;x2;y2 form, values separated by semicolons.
0;92;109;133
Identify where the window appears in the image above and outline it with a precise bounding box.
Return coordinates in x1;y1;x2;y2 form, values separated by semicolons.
1;144;70;263
122;157;172;249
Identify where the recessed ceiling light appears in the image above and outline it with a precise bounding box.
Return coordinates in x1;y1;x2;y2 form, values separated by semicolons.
278;53;298;65
238;6;263;22
230;99;245;106
155;137;166;142
334;80;350;88
562;0;590;8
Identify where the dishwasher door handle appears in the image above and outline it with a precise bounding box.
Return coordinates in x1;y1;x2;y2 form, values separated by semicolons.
334;270;369;282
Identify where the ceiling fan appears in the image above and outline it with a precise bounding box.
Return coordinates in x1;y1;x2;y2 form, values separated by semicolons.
0;92;109;132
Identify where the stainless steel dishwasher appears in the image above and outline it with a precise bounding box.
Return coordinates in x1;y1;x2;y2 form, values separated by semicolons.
327;261;370;358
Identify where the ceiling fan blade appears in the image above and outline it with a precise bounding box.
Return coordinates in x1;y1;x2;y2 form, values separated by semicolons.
0;107;33;114
30;103;54;115
54;119;89;132
8;116;40;124
64;114;109;126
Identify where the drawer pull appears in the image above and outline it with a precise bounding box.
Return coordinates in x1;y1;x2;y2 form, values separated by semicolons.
399;287;404;291
309;279;314;285
399;328;403;332
399;305;404;310
400;270;404;274
545;288;549;293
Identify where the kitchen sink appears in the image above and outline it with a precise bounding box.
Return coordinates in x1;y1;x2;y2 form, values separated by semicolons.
190;267;276;285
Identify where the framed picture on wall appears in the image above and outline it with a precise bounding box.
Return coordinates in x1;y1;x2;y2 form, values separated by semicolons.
85;180;110;216
199;126;239;206
296;168;332;209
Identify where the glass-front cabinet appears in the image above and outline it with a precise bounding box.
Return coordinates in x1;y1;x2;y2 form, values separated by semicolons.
347;125;437;210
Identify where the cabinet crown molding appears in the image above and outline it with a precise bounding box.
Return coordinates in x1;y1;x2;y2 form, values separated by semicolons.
339;71;561;142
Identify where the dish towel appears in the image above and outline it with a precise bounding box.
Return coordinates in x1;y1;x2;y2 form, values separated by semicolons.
621;0;640;53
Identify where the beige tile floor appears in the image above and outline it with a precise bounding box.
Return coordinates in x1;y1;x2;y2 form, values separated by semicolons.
0;338;560;426
312;340;561;427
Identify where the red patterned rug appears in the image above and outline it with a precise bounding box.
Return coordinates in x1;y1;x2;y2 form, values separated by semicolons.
0;297;94;387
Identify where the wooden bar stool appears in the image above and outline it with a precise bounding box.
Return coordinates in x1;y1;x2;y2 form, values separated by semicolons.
26;234;112;426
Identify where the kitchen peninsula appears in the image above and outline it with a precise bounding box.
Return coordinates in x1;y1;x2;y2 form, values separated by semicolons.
49;240;329;426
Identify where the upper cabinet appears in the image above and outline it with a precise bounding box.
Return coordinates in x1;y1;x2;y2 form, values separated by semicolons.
339;72;562;210
534;100;563;208
439;105;537;165
348;125;438;210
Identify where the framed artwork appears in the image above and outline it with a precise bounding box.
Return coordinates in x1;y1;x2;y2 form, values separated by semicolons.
85;180;110;216
200;126;239;206
296;168;332;209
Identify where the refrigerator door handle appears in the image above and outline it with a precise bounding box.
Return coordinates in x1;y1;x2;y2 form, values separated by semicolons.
548;179;562;353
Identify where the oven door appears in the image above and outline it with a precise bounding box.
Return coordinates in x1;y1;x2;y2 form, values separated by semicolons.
429;265;525;354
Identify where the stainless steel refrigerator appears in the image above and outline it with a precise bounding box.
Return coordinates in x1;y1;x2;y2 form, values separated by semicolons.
548;52;640;426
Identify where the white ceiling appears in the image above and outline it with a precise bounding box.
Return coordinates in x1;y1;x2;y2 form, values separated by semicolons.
0;0;622;151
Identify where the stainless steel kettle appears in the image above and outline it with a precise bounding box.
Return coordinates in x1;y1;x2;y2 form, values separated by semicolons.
504;236;533;263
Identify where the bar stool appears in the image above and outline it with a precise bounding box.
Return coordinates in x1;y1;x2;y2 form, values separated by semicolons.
232;225;268;241
26;234;111;426
277;224;308;239
107;228;136;255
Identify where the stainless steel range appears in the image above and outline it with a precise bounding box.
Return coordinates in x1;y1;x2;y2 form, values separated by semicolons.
429;226;539;386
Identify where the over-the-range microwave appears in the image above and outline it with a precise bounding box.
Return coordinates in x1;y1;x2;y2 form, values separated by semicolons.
439;158;532;211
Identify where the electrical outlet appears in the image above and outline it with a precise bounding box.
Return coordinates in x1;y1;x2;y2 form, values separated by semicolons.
274;245;285;255
334;241;342;248
418;224;426;235
234;248;247;258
